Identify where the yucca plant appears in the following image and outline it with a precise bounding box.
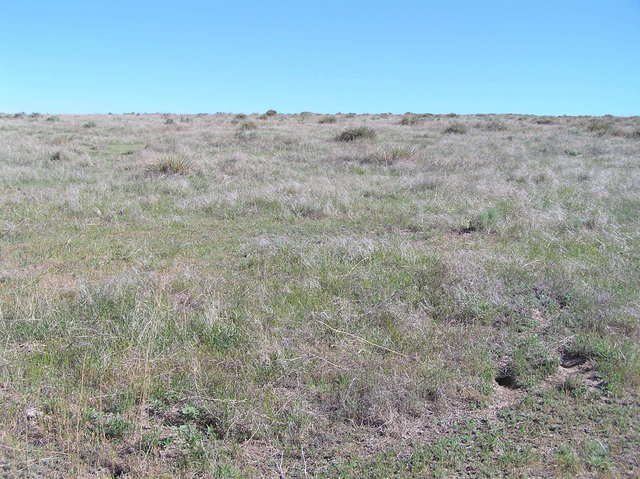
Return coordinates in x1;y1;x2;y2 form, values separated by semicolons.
154;154;192;175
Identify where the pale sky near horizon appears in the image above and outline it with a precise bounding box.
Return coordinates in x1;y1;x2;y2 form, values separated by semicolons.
1;1;639;115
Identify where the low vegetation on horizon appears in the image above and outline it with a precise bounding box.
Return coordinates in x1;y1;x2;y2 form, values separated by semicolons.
0;111;639;478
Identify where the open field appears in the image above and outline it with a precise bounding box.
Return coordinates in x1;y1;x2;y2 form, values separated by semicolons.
0;111;639;478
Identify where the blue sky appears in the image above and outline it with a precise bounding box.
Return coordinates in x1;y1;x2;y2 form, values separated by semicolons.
1;1;638;115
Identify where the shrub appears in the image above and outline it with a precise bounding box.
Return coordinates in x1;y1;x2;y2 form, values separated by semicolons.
319;116;337;124
443;123;467;134
82;121;96;128
46;116;59;122
164;118;175;125
585;118;622;137
335;127;376;142
265;109;277;116
234;113;247;120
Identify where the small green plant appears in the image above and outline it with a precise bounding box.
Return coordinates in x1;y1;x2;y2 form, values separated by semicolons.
164;118;175;125
497;336;558;389
101;416;131;439
46;116;59;122
443;123;467;134
583;439;611;472
554;444;579;473
82;121;96;128
335;127;376;142
85;409;131;440
558;375;587;397
460;207;501;233
265;109;277;116
139;431;173;452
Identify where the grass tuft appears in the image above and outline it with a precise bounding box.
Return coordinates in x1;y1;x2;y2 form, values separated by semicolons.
152;154;192;175
443;122;467;134
335;126;376;142
319;115;337;124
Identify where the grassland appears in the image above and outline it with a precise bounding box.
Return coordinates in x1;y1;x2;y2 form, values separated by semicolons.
0;111;639;478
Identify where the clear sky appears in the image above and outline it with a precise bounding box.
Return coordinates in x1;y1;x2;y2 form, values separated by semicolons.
1;1;639;115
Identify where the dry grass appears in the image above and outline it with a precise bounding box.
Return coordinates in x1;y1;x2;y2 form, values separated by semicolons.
0;112;639;478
